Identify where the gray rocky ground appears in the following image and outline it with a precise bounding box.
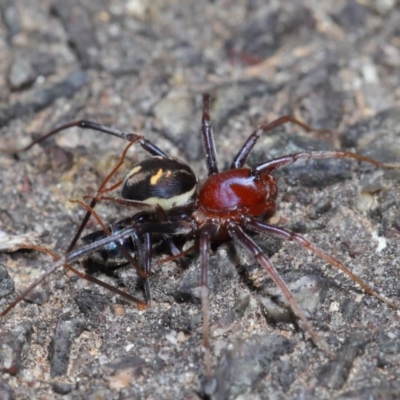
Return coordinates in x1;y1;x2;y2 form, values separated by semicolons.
0;1;400;399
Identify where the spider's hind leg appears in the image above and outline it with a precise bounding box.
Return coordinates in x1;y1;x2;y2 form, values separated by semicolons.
228;223;336;359
246;219;399;310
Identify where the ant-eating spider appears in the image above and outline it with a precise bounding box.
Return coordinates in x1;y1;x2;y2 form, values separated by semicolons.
1;94;399;379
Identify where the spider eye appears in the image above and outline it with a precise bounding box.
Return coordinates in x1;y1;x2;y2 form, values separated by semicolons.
122;157;197;210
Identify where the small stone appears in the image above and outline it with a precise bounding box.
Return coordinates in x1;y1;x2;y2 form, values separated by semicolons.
259;271;329;323
8;57;36;90
154;90;202;160
0;322;33;375
49;313;85;377
52;380;74;394
206;334;294;399
0;264;15;298
0;378;15;400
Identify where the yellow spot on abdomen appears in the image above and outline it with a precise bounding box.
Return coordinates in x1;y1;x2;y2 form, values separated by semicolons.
127;165;142;178
150;168;164;185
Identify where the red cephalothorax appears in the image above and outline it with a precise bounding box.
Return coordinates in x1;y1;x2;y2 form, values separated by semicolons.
198;168;277;217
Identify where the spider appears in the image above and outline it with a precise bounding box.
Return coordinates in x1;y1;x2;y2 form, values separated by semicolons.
1;94;399;378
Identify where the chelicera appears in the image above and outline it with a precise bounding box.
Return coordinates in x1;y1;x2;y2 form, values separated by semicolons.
1;94;399;377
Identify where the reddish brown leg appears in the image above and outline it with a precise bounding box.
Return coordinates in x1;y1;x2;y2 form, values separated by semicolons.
0;244;146;318
1;137;152;315
67;136;141;252
255;150;400;174
83;194;165;218
7;120;167;156
199;223;219;377
1;219;195;317
231;116;330;169
228;223;336;359
246;219;399;310
69;139;154;300
201;94;219;176
158;244;197;264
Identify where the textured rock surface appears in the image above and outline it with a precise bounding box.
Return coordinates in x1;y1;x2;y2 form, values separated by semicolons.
1;1;400;399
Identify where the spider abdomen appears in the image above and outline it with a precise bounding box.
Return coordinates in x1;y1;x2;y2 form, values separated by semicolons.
198;168;277;217
122;157;197;210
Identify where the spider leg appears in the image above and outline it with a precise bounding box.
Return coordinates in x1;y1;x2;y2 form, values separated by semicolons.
228;223;336;359
83;194;166;217
0;244;147;318
158;243;197;264
64;219;194;300
130;230;153;303
255;150;400;174
5;119;167;253
68;137;140;252
65;220;194;264
84;194;190;271
246;219;399;310
73;199;154;304
199;223;219;378
1;220;195;317
9;120;167;157
231;116;326;169
69;138;157;301
201;94;219;176
71;199;148;279
69;135;184;304
2;139;155;314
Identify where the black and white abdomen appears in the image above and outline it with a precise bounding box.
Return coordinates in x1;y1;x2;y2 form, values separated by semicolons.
122;156;198;210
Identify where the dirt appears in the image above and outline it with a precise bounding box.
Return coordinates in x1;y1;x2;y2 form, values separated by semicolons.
1;1;400;399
